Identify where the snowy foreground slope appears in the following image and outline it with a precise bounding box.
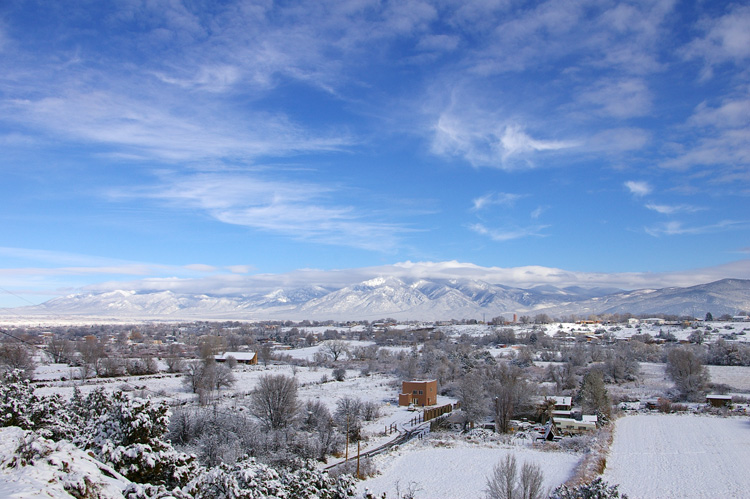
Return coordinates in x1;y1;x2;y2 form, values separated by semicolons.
603;414;750;498
0;427;129;499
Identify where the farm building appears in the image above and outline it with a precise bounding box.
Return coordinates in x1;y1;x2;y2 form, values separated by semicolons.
214;351;258;365
706;394;732;408
399;379;438;406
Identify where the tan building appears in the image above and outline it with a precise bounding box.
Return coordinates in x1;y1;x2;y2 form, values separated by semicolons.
398;379;438;406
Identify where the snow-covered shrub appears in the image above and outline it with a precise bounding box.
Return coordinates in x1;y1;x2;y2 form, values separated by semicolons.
187;457;355;499
0;370;39;430
549;478;628;499
0;370;75;440
282;460;356;498
123;482;193;499
63;389;199;488
187;457;285;499
332;367;346;381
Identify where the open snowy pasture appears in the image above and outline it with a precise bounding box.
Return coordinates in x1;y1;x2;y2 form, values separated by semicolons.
624;362;750;397
358;436;580;499
602;414;750;498
705;365;750;393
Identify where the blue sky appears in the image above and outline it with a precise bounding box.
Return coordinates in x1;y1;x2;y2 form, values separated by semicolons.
1;0;749;307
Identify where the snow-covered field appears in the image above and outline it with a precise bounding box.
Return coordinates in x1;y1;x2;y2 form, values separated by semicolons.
358;436;580;499
603;414;750;498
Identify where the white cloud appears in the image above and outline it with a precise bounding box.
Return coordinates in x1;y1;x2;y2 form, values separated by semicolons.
465;0;674;76
684;4;750;75
690;95;750;129
645;220;747;237
431;111;577;168
71;259;750;298
5;91;351;162
472;192;523;211
469;223;549;242
530;206;546;219
500;125;575;156
579;78;652;118
645;203;704;215
624;180;652;197
226;265;254;274
114;172;408;251
586;128;650;152
184;264;217;272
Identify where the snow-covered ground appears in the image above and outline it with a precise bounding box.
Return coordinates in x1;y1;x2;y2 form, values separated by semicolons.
358;435;580;499
0;427;129;499
603;414;750;498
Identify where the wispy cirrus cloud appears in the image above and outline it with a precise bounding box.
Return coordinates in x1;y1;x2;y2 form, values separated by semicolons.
472;192;524;211
5;90;351;162
645;203;705;215
469;222;549;242
431;111;577;169
645;220;747;237
112;172;409;251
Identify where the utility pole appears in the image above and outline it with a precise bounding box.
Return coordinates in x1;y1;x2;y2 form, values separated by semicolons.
356;440;361;479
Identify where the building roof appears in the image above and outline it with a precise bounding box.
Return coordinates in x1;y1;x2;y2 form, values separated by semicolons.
215;351;256;361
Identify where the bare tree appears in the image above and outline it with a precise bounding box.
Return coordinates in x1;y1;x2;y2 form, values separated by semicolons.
486;454;517;499
457;371;487;429
301;400;341;461
335;396;364;442
258;343;273;367
250;374;299;430
165;355;184;373
0;343;36;378
183;360;206;394
47;336;74;364
77;337;105;378
485;455;545;499
519;461;545;499
603;347;640;383
666;346;710;401
321;340;348;362
488;364;527;433
99;355;126;377
182;358;235;404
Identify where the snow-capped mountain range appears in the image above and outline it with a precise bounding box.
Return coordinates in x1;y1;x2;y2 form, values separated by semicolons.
6;278;750;321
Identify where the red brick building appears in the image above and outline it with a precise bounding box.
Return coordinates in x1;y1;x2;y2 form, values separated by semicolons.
398;379;438;406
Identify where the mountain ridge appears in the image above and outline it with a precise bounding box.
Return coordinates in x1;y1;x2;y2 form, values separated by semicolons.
5;278;749;321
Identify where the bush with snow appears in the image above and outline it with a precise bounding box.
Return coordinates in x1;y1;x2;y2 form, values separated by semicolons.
550;478;628;499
